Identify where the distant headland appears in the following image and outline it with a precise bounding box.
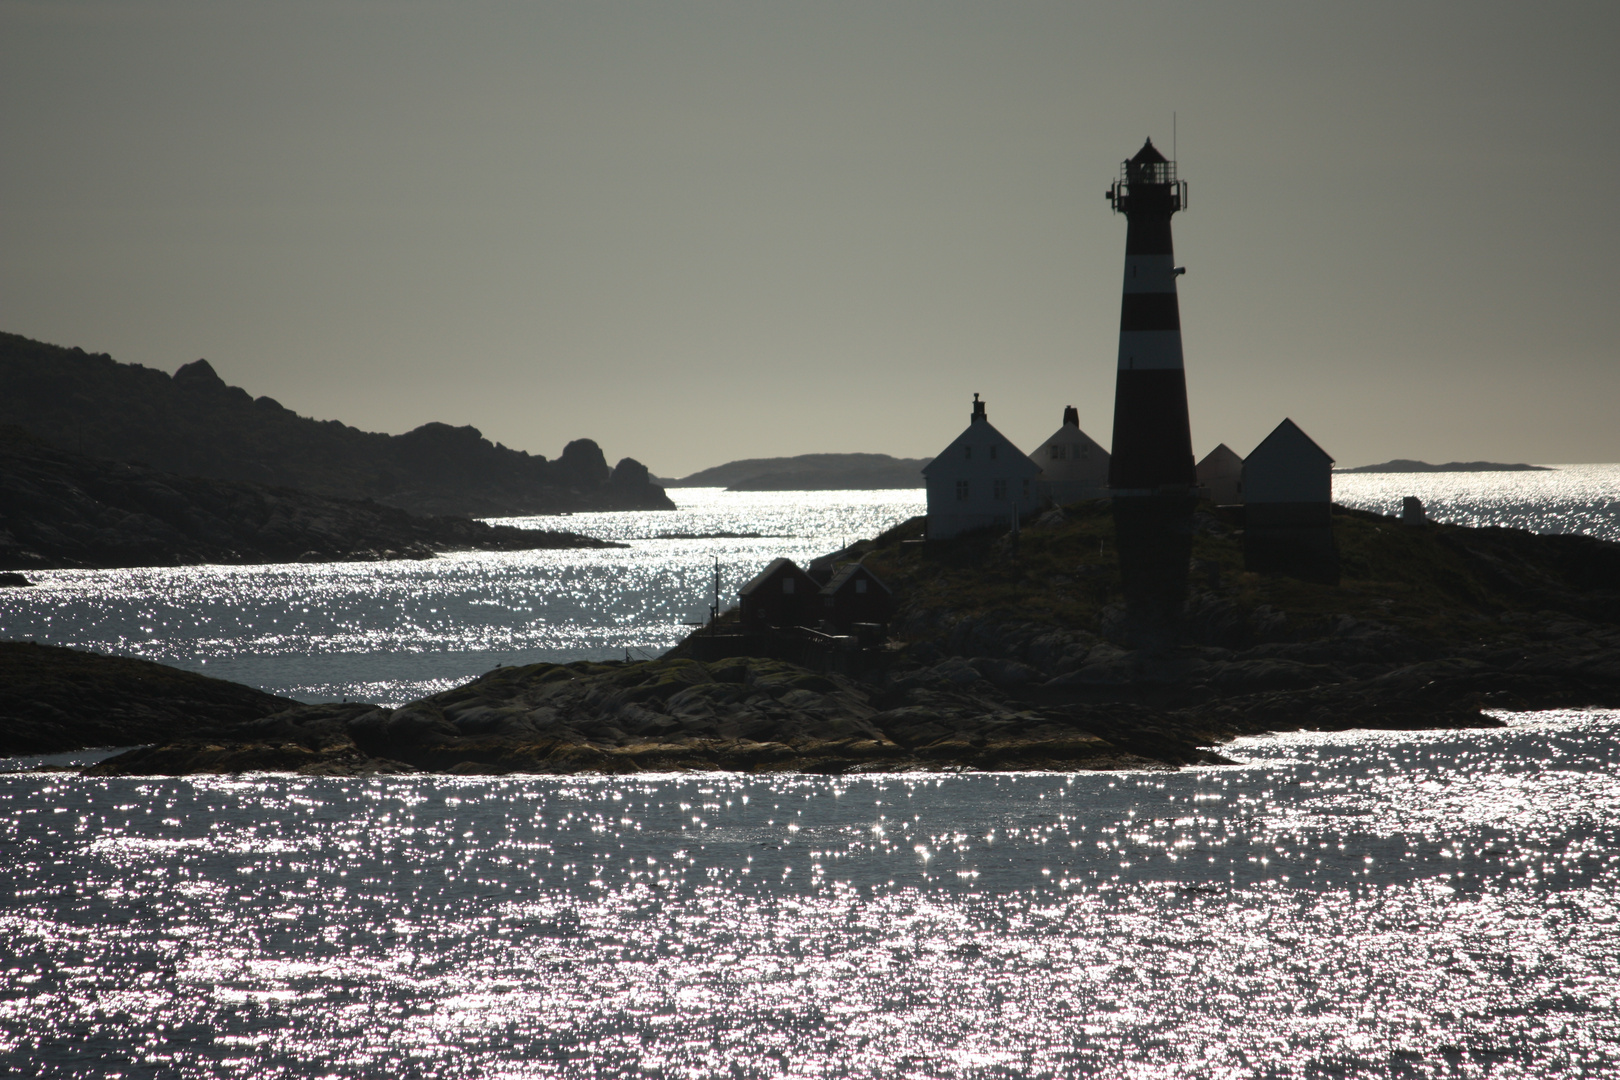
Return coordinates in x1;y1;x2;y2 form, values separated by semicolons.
0;331;673;518
1336;459;1553;474
660;452;930;491
0;425;624;571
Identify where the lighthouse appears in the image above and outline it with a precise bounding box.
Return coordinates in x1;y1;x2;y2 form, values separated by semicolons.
1106;138;1194;493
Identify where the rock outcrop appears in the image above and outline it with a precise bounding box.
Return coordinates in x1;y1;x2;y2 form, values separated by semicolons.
0;426;625;570
0;642;295;755
0;331;676;516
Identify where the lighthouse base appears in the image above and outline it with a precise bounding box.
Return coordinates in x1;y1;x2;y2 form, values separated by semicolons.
1112;493;1197;649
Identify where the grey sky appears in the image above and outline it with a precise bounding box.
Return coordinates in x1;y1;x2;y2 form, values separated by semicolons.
3;1;1616;477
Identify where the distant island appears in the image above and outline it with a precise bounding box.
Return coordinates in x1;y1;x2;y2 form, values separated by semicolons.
0;425;623;571
0;331;674;518
1336;459;1552;474
661;452;930;491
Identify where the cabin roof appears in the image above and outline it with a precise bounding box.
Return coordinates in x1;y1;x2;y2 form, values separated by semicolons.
822;562;891;596
737;557;811;596
1034;423;1108;453
1248;418;1333;466
1197;443;1244;469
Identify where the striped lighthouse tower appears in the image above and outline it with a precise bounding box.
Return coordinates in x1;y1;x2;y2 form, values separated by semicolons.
1106;138;1194;493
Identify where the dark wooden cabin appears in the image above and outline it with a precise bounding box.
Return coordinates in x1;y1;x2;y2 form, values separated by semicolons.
819;563;893;633
737;558;822;630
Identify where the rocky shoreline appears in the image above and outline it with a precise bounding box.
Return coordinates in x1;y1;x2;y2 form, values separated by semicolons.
7;500;1620;776
0;426;624;571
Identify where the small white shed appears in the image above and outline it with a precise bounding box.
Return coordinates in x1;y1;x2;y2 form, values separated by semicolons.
1032;405;1110;505
923;395;1042;540
1196;443;1245;505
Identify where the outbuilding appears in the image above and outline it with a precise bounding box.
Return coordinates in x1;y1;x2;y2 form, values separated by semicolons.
922;395;1042;540
819;563;892;633
1031;405;1110;505
1196;443;1244;505
737;558;822;630
1241;418;1337;582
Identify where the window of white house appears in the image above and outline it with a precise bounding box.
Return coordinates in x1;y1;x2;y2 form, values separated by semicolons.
964;445;972;460
1022;479;1030;497
956;480;969;500
990;444;999;460
993;478;1007;500
1050;445;1066;460
782;577;794;594
855;579;867;594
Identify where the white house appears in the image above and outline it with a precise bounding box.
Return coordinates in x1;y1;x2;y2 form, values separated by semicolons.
1195;443;1244;505
1031;406;1110;505
923;395;1042;540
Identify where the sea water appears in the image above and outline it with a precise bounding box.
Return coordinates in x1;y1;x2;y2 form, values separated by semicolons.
3;710;1619;1076
1;468;1616;707
4;469;1620;1076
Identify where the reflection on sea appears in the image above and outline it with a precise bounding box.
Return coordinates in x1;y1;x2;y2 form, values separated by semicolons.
0;469;1615;706
0;489;921;704
3;710;1618;1076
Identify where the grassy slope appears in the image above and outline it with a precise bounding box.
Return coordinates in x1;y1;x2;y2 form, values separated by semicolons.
860;501;1620;651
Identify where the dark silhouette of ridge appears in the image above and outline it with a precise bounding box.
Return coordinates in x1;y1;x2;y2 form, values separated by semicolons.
1336;459;1552;474
0;331;674;517
664;453;930;491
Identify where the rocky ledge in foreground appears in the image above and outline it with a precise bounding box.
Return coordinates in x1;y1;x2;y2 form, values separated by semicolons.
0;641;295;755
82;657;1198;777
0;426;624;570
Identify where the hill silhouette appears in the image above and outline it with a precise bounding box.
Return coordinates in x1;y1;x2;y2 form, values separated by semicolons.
665;452;929;490
0;332;673;517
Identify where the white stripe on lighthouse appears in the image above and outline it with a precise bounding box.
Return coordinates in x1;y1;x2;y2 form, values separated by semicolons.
1117;331;1185;371
1121;255;1179;293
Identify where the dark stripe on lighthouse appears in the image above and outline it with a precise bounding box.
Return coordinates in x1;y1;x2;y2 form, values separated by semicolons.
1119;293;1181;332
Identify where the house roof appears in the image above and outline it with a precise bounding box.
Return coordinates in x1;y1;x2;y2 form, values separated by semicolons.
921;417;1042;478
1197;443;1243;469
1034;423;1108;455
1248;419;1333;466
737;557;811;596
822;562;891;596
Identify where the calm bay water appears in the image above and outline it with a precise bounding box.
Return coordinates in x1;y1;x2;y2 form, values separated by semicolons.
3;710;1620;1076
4;470;1620;1075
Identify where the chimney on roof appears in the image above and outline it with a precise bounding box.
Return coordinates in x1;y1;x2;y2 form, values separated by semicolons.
1063;405;1079;428
970;393;986;424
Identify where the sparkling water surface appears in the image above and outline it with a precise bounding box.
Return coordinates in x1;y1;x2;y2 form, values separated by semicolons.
5;476;1620;1076
3;710;1619;1077
0;490;921;705
1;470;1616;708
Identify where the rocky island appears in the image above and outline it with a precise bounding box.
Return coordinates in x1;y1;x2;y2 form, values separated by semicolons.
0;425;624;570
13;498;1620;776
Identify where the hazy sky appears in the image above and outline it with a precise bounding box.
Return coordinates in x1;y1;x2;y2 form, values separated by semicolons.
4;1;1617;476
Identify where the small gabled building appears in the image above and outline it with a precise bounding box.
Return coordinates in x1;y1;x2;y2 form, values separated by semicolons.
737;558;822;630
1196;443;1244;505
819;563;892;634
1241;418;1337;582
922;394;1042;540
1032;405;1110;505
